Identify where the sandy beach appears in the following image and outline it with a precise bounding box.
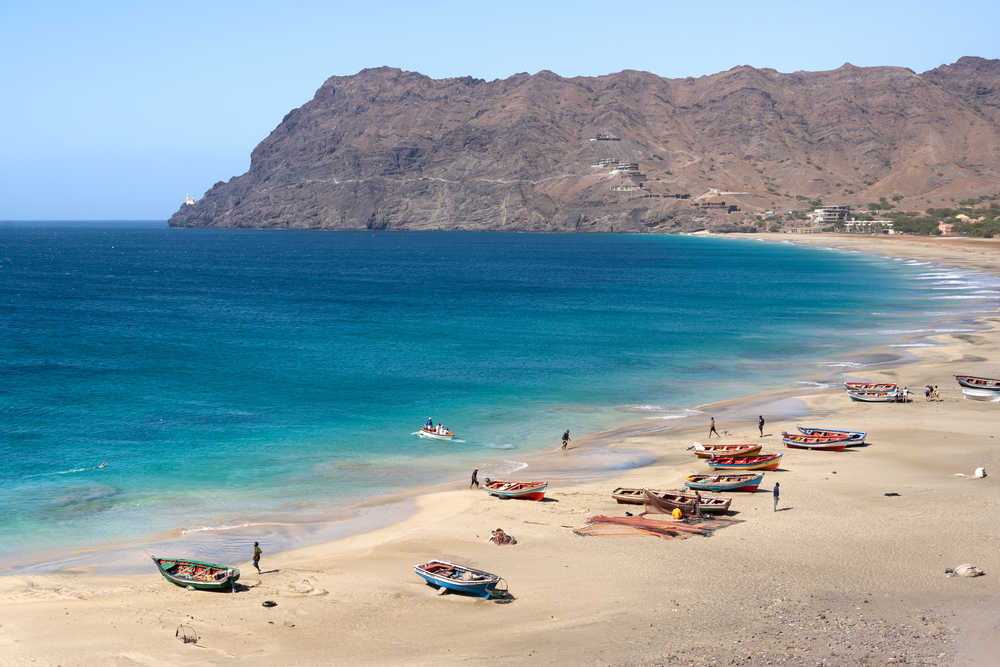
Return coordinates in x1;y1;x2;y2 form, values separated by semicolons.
4;233;1000;666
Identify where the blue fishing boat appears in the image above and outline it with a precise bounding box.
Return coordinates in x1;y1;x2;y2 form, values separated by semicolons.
413;560;505;599
684;473;763;492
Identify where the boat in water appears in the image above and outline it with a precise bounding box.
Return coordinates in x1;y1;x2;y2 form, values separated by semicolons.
484;479;547;501
416;425;455;441
684;473;763;492
642;488;731;515
151;556;240;591
782;432;850;451
707;453;782;471
844;382;897;392
955;375;1000;391
691;442;762;458
413;560;504;599
796;426;867;442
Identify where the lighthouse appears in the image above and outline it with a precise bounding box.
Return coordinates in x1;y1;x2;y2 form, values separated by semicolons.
184;194;195;206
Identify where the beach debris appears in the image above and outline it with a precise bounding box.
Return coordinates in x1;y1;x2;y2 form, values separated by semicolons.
185;585;195;591
262;600;278;608
974;467;987;478
573;514;740;540
175;623;198;644
945;564;984;577
884;492;901;497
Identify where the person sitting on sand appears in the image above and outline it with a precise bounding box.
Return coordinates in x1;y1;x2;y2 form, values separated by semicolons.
489;528;517;545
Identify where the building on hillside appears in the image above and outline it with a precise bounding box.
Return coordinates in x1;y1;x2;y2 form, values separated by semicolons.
842;220;894;234
591;133;621;141
812;205;850;223
938;221;956;235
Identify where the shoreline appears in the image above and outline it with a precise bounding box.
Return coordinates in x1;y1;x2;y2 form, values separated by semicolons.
3;233;996;577
5;232;1000;665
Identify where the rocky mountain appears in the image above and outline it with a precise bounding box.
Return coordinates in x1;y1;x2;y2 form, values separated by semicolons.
169;57;1000;232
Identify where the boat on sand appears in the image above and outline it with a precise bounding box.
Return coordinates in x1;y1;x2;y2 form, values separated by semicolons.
484;479;547;501
796;426;867;442
611;487;650;504
642;489;732;515
955;375;1000;390
782;432;849;451
844;382;897;392
707;453;782;471
691;442;761;458
961;387;1000;401
413;560;504;599
684;473;763;492
151;556;240;591
847;390;898;403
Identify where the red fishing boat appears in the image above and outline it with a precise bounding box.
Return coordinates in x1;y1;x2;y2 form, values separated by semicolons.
782;432;849;451
955;374;1000;390
707;453;782;471
844;382;897;392
484;480;547;501
796;426;866;442
691;442;762;459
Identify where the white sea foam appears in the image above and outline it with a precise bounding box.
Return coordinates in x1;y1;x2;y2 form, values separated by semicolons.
915;273;963;280
889;343;938;347
182;522;253;535
644;408;704;421
932;295;989;299
620;404;666;412
794;381;833;388
820;361;866;368
904;260;930;266
481;442;515;450
930;286;974;290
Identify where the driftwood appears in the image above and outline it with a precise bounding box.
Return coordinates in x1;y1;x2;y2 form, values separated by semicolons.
573;514;740;540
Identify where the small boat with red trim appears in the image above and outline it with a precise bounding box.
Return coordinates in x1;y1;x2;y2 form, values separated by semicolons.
796;426;867;442
684;473;763;492
484;479;547;501
707;453;782;471
782;432;850;451
847;389;898;403
691;442;762;459
413;560;505;599
955;374;1000;391
151;556;240;591
416;425;456;441
844;382;897;392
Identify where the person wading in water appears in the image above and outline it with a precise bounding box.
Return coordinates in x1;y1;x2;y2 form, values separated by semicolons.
562;430;571;450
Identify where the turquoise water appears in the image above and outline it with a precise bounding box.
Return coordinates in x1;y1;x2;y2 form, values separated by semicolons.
1;225;994;569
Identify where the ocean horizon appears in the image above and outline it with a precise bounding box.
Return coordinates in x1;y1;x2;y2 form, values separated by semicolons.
2;224;998;572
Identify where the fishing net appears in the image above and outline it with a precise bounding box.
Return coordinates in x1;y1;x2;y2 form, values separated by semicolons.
573;514;740;540
175;624;199;644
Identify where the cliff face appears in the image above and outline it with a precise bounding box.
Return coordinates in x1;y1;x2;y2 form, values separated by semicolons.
169;58;1000;231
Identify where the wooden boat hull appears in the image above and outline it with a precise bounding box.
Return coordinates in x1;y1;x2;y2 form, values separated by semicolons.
413;560;501;599
152;556;240;591
955;375;1000;390
782;432;850;450
643;489;731;515
485;480;547;501
691;442;762;458
783;440;848;451
847;391;898;402
611;487;647;504
707;453;782;471
844;382;897;392
684;473;763;492
962;387;1000;401
796;426;866;442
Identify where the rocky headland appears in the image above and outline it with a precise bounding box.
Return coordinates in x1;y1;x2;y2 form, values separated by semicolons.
169;57;1000;232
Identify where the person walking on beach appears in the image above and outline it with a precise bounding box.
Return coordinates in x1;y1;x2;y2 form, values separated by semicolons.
708;417;720;439
252;541;262;573
758;415;765;437
562;429;571;450
470;468;479;489
772;482;780;512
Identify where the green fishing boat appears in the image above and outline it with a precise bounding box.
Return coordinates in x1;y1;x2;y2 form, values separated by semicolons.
152;556;240;591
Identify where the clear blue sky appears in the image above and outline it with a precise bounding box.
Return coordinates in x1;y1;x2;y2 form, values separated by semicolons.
1;0;997;220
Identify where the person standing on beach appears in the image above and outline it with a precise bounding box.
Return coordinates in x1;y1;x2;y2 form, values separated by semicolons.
252;541;262;573
470;468;479;489
758;415;765;437
562;430;571;450
772;482;780;512
708;417;720;438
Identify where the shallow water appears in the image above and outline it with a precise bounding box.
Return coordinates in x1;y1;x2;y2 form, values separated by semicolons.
1;225;995;570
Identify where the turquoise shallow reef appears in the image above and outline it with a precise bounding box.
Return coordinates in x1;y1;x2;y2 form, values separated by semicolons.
1;224;993;569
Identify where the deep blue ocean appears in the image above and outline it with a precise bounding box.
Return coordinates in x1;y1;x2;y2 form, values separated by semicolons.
2;223;996;570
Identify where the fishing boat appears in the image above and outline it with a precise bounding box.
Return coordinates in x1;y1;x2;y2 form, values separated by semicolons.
691;442;762;458
707;453;782;471
955;374;1000;390
151;556;240;591
781;432;850;451
847;389;899;403
796;426;867;442
642;489;732;515
611;487;650;504
484;479;547;501
844;382;897;392
684;473;763;492
413;560;504;599
416;426;455;441
961;387;1000;401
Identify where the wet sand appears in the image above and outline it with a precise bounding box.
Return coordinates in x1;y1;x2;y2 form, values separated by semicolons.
3;233;1000;665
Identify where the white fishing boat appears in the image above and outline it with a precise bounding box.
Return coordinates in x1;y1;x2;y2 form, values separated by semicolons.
846;389;899;403
961;387;1000;402
416;420;456;440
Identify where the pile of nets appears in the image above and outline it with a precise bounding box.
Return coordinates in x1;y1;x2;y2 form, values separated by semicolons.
573;514;740;540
